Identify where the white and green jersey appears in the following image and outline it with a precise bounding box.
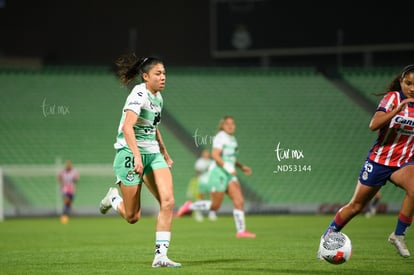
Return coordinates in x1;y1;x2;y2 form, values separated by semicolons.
209;130;238;171
114;83;163;154
195;157;212;184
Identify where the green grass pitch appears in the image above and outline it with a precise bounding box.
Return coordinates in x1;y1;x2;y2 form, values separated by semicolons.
0;214;412;274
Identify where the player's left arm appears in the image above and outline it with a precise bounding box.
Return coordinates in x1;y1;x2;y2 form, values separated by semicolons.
236;161;252;176
156;128;173;167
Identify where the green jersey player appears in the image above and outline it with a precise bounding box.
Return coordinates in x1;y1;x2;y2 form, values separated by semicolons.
99;55;181;268
177;116;256;238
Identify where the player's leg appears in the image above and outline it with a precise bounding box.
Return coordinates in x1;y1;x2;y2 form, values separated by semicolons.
227;179;256;238
117;183;142;223
317;181;378;259
388;164;414;257
318;158;390;259
372;191;381;209
176;193;219;218
190;178;203;221
63;194;72;215
184;172;227;215
205;190;217;221
323;158;390;236
143;155;181;268
99;181;141;224
100;148;141;221
365;190;381;218
60;193;72;224
143;168;175;231
176;168;226;217
209;191;225;210
324;181;379;235
194;182;209;221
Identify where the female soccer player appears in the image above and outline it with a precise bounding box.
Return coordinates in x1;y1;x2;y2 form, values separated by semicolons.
176;116;256;238
99;54;181;268
188;148;215;221
318;64;414;258
58;160;79;224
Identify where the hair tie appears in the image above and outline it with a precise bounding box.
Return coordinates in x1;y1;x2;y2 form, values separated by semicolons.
139;57;149;68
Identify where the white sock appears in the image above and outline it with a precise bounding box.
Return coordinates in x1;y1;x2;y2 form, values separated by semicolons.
155;231;171;258
190;200;211;211
110;195;123;211
233;209;246;233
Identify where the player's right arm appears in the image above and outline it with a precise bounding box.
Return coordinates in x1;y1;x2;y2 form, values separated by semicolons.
122;110;143;176
369;98;414;131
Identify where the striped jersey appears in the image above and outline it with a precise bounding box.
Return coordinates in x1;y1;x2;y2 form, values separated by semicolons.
368;90;414;166
58;168;79;194
114;83;163;154
209;130;238;171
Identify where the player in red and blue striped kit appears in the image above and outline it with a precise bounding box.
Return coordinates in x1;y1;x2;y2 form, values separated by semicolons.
318;64;414;259
58;160;79;224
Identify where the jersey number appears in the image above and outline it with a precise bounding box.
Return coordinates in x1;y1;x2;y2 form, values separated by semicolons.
124;156;135;168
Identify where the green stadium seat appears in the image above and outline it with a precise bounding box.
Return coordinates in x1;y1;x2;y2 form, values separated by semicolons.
0;66;405;216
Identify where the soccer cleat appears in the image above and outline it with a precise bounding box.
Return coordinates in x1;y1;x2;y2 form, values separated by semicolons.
176;200;192;217
152;256;182;268
388;232;410;257
60;215;69;224
99;187;119;214
208;211;217;221
236;230;256;238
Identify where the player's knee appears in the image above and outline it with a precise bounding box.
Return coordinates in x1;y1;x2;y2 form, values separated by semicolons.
126;218;138;224
160;196;175;211
210;202;221;211
125;213;140;224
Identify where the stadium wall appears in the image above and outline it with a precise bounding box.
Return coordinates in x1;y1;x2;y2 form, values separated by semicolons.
1;1;413;66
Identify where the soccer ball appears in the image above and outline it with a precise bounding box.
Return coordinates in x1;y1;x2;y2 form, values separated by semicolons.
319;232;352;264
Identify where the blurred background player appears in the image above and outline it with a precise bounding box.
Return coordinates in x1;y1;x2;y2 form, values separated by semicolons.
184;148;215;221
176;116;256;238
58;160;79;224
318;64;414;259
99;54;181;268
365;190;381;218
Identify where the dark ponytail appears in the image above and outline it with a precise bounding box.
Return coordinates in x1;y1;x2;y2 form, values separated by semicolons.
386;64;414;92
115;54;163;87
373;65;414;96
